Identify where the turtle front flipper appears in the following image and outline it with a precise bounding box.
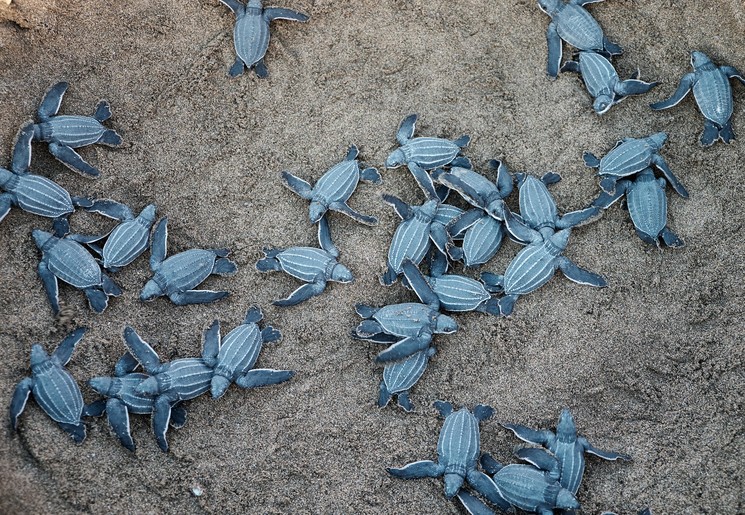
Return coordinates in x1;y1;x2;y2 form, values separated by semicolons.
721;65;745;85
152;396;174;452
53;327;86;366
105;397;136;451
263;7;309;22
149;217;169;269
123;326;162;372
387;460;443;479
382;194;413;220
9;377;34;430
545;22;562;79
408;162;439;200
501;423;553;446
114;352;140;376
466;469;513;513
272;279;326;307
11;122;34;174
650;73;695;110
650;154;688;198
38;82;68;120
455;489;496;515
558;257;607;287
396;114;418;145
328;200;378;226
280;170;314;200
401;261;439;308
579;436;632;461
516;447;560;479
48;142;101;178
375;331;432;363
170;289;230;306
202;320;221;364
219;0;244;13
556;206;601;229
317;215;339;257
235;368;294;388
86;199;134;221
615;77;658;97
37;260;61;316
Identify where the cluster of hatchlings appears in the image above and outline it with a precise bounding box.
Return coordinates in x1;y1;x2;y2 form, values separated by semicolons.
5;0;744;513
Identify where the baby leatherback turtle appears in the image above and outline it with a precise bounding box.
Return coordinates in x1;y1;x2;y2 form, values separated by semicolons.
1;122;91;223
89;352;188;452
202;306;294;398
34;221;122;315
593;168;684;248
140;217;238;306
386;114;470;171
10;328;101;443
538;0;622;78
281;144;381;226
122;326;219;452
562;51;658;114
387;401;511;512
433;160;513;223
31;82;123;177
354;259;457;363
651;51;745;146
87;200;157;272
219;0;309;78
503;408;631;495
256;215;353;306
583;132;688;198
378;347;436;412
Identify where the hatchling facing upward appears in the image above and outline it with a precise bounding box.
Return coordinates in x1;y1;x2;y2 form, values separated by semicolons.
220;0;309;78
86;200;157;272
31;81;123;177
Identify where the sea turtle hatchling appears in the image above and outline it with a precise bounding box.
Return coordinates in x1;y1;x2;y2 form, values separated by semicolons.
202;306;295;398
378;347;436;412
387;401;512;513
88;352;188;452
219;0;309;78
281;144;381;226
433;160;513;222
502;408;631;495
122;326;219;452
86;200;157;272
592;168;684;248
583;132;688;198
353;259;457;363
1;122;91;223
140;217;238;306
538;0;622;79
385;114;471;171
10;328;102;443
31;82;123;177
34;221;122;315
561;51;658;114
256;215;353;306
651;51;745;146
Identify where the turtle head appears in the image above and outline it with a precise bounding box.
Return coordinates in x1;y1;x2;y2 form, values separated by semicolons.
557;408;578;441
592;95;614;115
247;0;263;7
486;198;506;220
135;375;161;396
331;263;354;283
0;167;14;187
690;51;712;69
211;375;231;399
32;229;53;250
435;314;458;334
443;473;465;499
556;489;580;510
89;376;116;396
385;149;406;169
549;228;571;253
139;204;157;225
139;280;163;302
648;132;668;149
30;344;49;369
308;201;327;224
537;0;559;15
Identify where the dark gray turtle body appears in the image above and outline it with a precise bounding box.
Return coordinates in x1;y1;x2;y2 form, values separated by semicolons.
539;0;622;78
88;352;187;452
87;200;157;271
433;160;513;222
482;226;606;316
387;402;511;511
256;216;353;306
32;82;123;177
220;0;309;78
561;51;658;114
379;346;435;412
402;257;498;316
502;408;631;495
34;228;122;315
593;168;684;248
122;326;219;452
386;114;470;171
281;144;381;225
140;217;238;306
0;122;90;223
583;132;688;198
381;196;450;286
10;328;100;443
354;263;457;363
202;306;294;398
651;51;745;146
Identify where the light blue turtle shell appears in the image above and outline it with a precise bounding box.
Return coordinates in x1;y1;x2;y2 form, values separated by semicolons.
96;203;157;271
368;303;441;337
543;0;605;51
502;232;568;295
379;347;435;412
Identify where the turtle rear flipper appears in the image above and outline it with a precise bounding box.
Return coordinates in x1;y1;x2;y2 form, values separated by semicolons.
719;119;735;144
102;274;123;296
603;37;622;55
99;130;123;147
453;135;470;148
235;368;294;388
261;326;281;344
212;257;238;276
85;287;110;314
57;421;86;443
253;59;269;79
256;255;281;272
170;289;229;306
661;227;684;248
360;167;381;184
93;101;112;122
582;151;601;168
229;57;245;78
354;304;378;318
378;381;393;408
498;295;518;316
48;142;100;178
396;392;414;412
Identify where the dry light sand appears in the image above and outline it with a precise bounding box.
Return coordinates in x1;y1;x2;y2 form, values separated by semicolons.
0;0;744;513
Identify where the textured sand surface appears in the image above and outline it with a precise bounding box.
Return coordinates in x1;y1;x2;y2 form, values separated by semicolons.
1;1;744;513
